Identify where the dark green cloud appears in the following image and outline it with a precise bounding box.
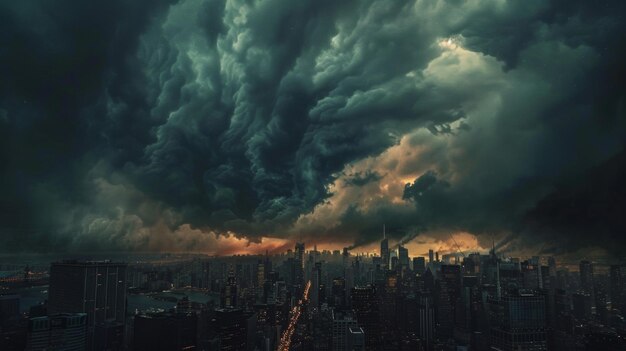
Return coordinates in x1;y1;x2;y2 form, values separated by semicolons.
0;0;624;254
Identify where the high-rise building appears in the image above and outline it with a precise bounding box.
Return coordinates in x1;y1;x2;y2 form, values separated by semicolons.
48;260;127;351
295;243;305;289
437;265;461;339
347;327;365;351
211;308;247;351
398;246;409;268
332;277;347;308
417;292;434;351
221;266;237;308
256;260;265;288
610;265;624;313
381;228;389;268
579;260;594;294
26;313;87;351
413;257;425;274
351;286;381;350
332;310;358;351
133;312;197;351
572;292;592;320
428;250;434;263
311;262;322;308
488;291;547;351
0;295;19;327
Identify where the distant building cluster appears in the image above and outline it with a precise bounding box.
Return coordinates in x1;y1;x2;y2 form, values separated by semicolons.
0;235;625;350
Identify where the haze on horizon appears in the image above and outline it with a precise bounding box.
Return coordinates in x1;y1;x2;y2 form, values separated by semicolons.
0;0;625;260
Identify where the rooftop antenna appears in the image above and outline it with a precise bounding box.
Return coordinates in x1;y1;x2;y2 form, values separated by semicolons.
383;224;386;239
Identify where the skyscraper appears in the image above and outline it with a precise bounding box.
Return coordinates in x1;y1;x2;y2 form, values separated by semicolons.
221;266;237;308
417;292;434;351
351;286;381;350
48;260;127;351
488;291;547;351
295;242;305;289
380;226;389;268
26;313;87;351
579;260;594;294
398;245;409;268
311;262;322;308
413;257;425;273
610;265;624;312
133;312;197;351
347;327;365;351
428;250;434;263
211;308;247;351
332;310;358;351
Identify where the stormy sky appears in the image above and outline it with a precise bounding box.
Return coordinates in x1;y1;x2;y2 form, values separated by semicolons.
1;0;625;257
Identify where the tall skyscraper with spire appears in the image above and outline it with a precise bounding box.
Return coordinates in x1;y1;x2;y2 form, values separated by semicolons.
380;225;389;268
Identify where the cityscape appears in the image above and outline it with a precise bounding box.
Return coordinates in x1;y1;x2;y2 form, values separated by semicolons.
1;0;626;350
1;234;625;350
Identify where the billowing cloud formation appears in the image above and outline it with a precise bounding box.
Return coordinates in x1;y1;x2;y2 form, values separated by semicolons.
0;0;625;256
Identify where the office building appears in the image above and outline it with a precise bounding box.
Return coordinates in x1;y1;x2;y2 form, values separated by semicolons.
48;260;127;351
488;291;547;351
133;312;197;351
212;308;247;351
0;295;19;326
295;243;305;289
417;293;434;351
221;267;237;308
332;310;358;351
26;313;87;351
413;257;425;274
381;238;389;268
610;265;624;312
398;246;409;268
579;260;594;294
347;327;365;351
351;286;380;350
572;292;592;320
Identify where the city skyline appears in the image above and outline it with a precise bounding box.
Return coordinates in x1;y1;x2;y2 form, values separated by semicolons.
2;241;625;350
1;1;625;262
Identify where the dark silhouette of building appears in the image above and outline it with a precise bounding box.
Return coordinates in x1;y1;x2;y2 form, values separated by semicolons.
398;246;409;269
221;266;238;308
26;313;87;351
48;260;127;351
295;243;305;292
332;310;358;351
351;286;380;350
133;312;197;351
0;295;19;326
579;260;594;294
610;265;624;313
413;257;425;274
332;277;347;309
347;326;365;351
572;292;592;320
488;290;547;351
381;236;389;269
211;308;247;351
417;292;434;351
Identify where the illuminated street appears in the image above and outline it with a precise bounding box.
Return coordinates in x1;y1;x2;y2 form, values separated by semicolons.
278;280;311;351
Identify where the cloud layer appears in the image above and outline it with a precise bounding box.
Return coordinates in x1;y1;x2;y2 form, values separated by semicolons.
0;0;625;256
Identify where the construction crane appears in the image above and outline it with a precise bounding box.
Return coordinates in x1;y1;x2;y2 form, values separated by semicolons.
449;233;466;259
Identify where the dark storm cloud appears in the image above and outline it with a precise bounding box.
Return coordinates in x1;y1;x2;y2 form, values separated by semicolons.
0;0;625;254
